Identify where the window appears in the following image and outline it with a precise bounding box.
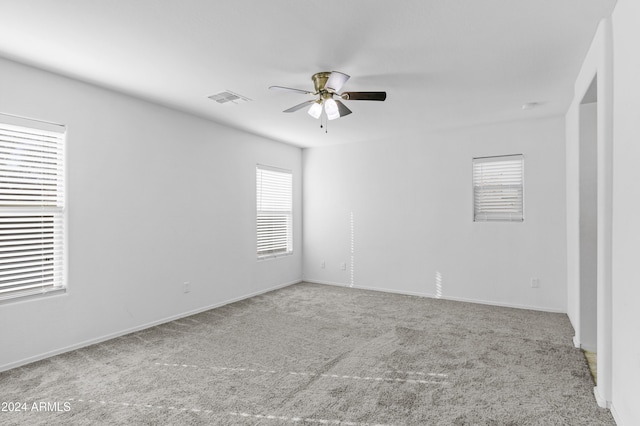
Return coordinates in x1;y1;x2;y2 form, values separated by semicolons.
256;165;292;258
0;119;65;302
473;154;524;222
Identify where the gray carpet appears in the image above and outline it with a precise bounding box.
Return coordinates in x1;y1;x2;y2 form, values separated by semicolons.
0;282;614;425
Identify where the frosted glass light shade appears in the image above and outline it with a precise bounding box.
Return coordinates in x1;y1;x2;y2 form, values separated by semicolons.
308;101;322;119
324;99;340;120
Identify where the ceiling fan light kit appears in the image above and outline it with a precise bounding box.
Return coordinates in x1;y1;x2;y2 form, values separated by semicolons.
308;100;323;119
324;98;340;120
269;71;387;126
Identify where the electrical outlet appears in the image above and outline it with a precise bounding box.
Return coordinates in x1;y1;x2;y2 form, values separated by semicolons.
341;262;347;271
531;278;540;288
321;261;325;269
183;281;190;293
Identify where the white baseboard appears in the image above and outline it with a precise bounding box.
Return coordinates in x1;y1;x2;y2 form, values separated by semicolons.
573;335;581;348
593;386;610;409
610;402;622;426
303;280;566;313
0;279;300;373
302;278;350;288
427;293;566;314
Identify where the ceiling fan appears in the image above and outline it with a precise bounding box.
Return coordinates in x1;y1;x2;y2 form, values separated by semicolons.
269;71;386;120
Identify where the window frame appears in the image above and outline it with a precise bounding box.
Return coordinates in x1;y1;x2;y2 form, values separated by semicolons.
256;164;293;260
472;154;524;223
0;117;66;303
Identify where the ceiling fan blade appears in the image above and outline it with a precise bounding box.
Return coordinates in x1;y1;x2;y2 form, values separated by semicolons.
341;91;387;101
325;71;350;93
335;100;352;117
269;85;314;95
283;100;315;113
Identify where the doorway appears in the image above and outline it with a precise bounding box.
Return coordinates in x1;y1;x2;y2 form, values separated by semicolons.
579;76;598;381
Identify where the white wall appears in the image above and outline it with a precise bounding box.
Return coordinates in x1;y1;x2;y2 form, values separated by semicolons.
303;117;567;312
610;1;640;424
0;57;302;371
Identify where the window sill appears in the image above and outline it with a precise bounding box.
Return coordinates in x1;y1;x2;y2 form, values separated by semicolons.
0;287;67;305
257;252;293;262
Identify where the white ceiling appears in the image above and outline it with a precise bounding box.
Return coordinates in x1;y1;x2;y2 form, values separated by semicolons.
0;0;615;148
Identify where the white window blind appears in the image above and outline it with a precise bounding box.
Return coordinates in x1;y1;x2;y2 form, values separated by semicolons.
256;165;292;259
0;121;65;302
473;154;524;222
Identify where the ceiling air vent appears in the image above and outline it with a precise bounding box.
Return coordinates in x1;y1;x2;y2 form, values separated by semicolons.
208;90;251;105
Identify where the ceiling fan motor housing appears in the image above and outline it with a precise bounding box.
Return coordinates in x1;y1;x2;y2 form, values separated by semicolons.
312;72;332;94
